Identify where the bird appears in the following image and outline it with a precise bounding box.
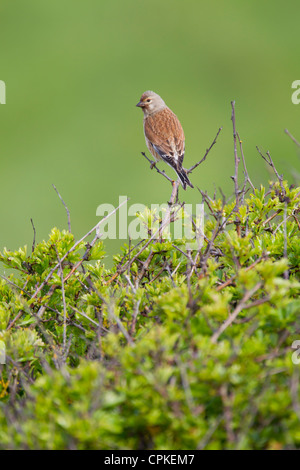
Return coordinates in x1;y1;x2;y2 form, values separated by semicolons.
136;90;194;190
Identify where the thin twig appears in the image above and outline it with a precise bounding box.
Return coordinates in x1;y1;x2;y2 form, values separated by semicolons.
236;132;255;191
231;101;241;236
141;152;174;184
130;299;141;336
55;247;67;354
216;255;267;292
262;208;282;226
52;184;72;233
69;305;109;331
30;218;36;253
197;417;223;450
29;198;128;303
256;147;286;196
283;202;289;280
124;198;182;273
290;368;300;421
188;127;223;173
284;128;300;148
211;282;262;343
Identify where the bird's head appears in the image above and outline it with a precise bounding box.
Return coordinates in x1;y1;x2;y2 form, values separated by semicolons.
136;91;166;116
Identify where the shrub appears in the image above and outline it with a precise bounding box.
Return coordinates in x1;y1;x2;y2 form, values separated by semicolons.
0;107;300;449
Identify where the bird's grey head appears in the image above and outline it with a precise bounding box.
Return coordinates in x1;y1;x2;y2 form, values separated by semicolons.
136;90;166;116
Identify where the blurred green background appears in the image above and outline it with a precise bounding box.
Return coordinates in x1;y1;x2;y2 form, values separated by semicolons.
0;0;299;266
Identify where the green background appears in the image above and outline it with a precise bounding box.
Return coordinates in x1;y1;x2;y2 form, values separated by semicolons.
0;0;299;265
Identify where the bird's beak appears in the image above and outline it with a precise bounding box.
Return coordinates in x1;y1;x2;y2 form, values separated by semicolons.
136;100;144;108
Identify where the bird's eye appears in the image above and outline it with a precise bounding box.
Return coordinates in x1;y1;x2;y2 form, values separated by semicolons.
146;99;151;103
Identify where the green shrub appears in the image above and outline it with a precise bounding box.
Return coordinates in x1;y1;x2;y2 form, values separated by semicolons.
1;112;300;449
0;175;300;449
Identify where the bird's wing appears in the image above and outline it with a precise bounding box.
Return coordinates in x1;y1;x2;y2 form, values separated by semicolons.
144;108;185;169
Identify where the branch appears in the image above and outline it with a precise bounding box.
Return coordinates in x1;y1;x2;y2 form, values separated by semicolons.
236;131;255;192
52;184;71;233
211;282;262;343
69;305;109;331
284;128;300;148
141;152;174;184
29;198;128;303
256;147;286;196
55;247;67;354
216;255;267;292
124;199;183;273
188;127;222;174
30;218;36;253
231;101;241;235
220;384;236;444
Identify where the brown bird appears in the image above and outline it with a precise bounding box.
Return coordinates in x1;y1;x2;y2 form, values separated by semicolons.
136;90;194;190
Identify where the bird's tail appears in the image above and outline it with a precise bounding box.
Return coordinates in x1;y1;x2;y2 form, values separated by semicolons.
176;167;194;190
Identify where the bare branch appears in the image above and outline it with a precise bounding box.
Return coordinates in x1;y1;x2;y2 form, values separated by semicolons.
231;101;241;236
236;131;255;192
52;184;71;233
256;147;286;196
285;128;300;148
188;127;222;173
29;197;128;303
30;218;36;253
283;202;289;280
141;152;174;184
55;246;67;354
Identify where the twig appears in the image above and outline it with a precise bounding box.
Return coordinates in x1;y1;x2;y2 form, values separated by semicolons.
130;299;141;336
256;147;286;196
0;274;31;297
231;101;241;236
109;306;134;345
237;132;255;192
55;247;67;353
69;305;109;331
6;310;25;330
175;355;195;413
262;208;282;226
124;273;136;293
0;274;60;327
148;261;169;284
141;152;174;184
290;368;300;421
283;202;289;280
284;128;300;148
211;282;262;343
188;127;223;173
216;255;267;291
197;416;223;450
136;250;154;285
123;197;182;273
220;384;236;444
232;296;270;325
293;214;300;232
63;233;99;283
52;184;71;233
158;180;181;237
29;198;128;303
200;204;236;272
30;218;36;253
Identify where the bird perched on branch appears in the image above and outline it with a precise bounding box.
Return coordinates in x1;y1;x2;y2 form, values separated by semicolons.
136;90;194;190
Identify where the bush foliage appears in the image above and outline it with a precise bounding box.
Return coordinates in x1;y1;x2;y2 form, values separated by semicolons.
1;117;300;450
